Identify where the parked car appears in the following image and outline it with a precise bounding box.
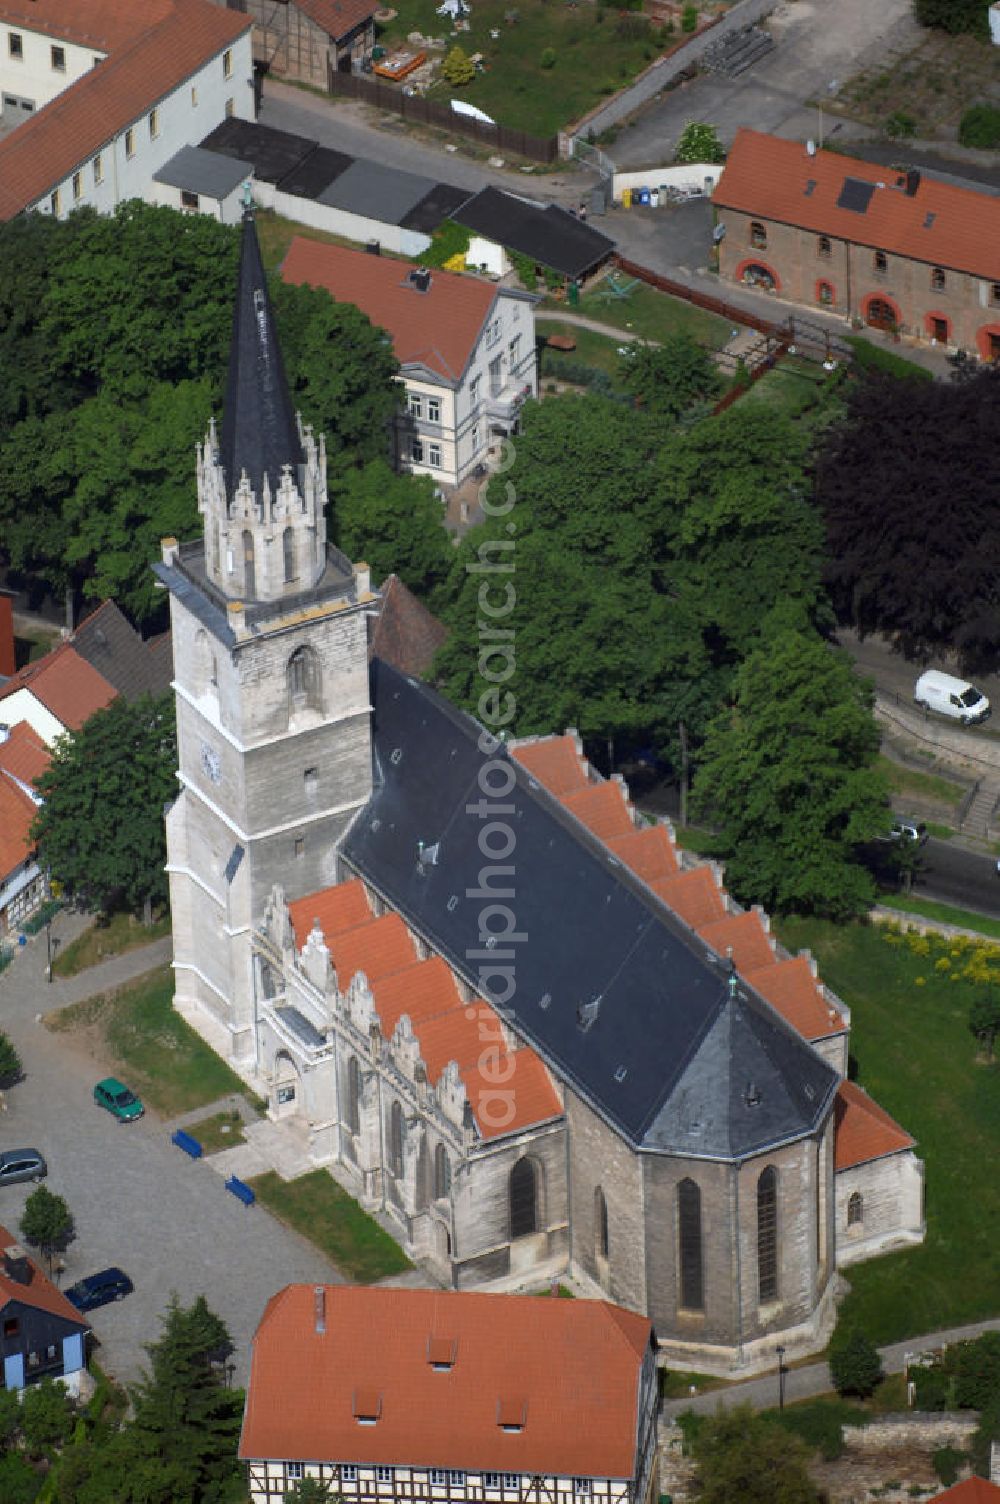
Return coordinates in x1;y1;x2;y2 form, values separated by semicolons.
0;1149;46;1186
914;669;990;725
891;820;928;845
64;1267;133;1313
93;1078;144;1122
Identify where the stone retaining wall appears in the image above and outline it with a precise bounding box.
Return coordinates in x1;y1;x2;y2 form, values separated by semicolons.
846;1413;977;1450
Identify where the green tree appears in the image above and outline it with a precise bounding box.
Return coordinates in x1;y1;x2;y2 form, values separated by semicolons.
914;0;986;36
286;1480;340;1502
692;626;889;918
0;1032;22;1088
270;279;401;480
952;1331;1000;1410
441;45;475;85
334;459;453;597
0;1453;41;1504
969;990;1000;1062
691;1405;820;1504
674;120;726;164
21;1377;76;1454
20;1186;75;1276
618;333;722;420
32;693;177;918
829;1328;884;1399
128;1295;243;1504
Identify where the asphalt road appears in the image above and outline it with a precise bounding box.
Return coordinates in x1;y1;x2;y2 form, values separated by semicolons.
907;837;1000;918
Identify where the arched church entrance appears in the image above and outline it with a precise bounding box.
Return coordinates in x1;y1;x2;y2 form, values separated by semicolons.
273;1051;302;1121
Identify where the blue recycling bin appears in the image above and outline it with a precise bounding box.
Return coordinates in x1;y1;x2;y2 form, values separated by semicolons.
638;186;651;206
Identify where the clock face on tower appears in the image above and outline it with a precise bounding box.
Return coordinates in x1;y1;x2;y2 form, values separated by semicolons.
200;741;222;785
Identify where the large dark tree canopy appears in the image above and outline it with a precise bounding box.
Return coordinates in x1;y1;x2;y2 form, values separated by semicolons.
816;367;1000;665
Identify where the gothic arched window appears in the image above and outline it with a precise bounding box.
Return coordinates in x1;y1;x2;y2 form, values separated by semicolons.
847;1191;863;1228
595;1186;609;1261
509;1157;537;1240
389;1100;404;1178
242;530;255;598
347;1056;361;1135
283;526;295;584
287;645;321;713
757;1166;779;1303
677;1178;703;1311
434;1144;451;1200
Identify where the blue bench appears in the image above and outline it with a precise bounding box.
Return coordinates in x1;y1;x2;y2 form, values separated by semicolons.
225;1175;255;1206
171;1129;203;1159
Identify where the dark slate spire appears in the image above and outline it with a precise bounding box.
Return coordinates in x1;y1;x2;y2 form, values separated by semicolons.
220;200;303;501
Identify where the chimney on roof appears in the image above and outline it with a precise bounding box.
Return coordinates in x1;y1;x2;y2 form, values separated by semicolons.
3;1244;32;1285
905;168;920;196
407;268;432;294
314;1285;326;1335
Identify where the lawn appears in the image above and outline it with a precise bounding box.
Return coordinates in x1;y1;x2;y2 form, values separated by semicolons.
878;755;966;817
377;0;675;138
46;964;246;1116
183;1108;247;1154
247;1169;412;1282
52;910;171;979
876;895;1000;940
574;279;733;348
740;356;846;428
536;319;630;384
777;916;1000;1345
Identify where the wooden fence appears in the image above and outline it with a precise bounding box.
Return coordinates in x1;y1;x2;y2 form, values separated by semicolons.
326;68;559;163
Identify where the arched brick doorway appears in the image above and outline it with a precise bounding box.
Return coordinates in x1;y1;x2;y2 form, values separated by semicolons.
864;295;900;331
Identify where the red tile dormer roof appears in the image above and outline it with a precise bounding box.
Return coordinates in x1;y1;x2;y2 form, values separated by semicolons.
280;238;500;384
288;877;374;950
746;956;845;1042
240;1286;651;1476
561;781;635;842
0;723;50;792
0;0;250;220
512;735;589;797
834;1080;914;1171
714;128;1000;280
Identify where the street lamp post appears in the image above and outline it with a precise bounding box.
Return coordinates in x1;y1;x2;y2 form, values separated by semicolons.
776;1345;786;1411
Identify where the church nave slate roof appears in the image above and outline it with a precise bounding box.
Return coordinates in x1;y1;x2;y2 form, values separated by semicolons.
341;660;838;1159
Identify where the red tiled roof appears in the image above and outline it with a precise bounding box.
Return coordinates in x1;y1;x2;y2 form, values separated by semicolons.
295;0;377;43
0;723;50;791
240;1286;651;1475
0;1224;88;1329
606;824;680;885
0;641;117;732
713;128;1000;279
370;575;449;679
512;736;589;797
745;956;845;1042
0;0;250;220
561;782;635;842
327;913;419;988
834;1080;914;1171
291;886;559;1139
697;909;776;974
0;778;38;885
933;1481;1000;1504
281;238;498;383
650;867;726;930
288;878;373;950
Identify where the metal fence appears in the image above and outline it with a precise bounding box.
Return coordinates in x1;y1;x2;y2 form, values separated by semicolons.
326;68;559;163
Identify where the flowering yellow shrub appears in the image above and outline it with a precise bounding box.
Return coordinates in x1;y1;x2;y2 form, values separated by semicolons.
880;923;1000;988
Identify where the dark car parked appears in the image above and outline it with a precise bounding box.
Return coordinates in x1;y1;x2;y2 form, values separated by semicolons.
64;1267;133;1313
0;1150;47;1187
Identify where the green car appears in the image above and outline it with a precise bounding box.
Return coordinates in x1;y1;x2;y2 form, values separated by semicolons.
94;1077;144;1122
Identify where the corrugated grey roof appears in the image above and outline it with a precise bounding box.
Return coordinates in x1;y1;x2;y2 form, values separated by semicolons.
341;661;837;1158
318;159;437;223
220;210;304;507
152;146;248;198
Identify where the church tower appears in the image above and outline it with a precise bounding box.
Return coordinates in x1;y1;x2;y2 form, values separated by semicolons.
156;204;376;1062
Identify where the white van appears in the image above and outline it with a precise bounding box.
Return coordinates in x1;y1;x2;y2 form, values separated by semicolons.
914;669;990;725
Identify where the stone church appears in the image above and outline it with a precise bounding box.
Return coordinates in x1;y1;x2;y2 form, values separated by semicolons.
156;208;924;1376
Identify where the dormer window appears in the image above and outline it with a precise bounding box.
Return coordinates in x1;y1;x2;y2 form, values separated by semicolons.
497;1397;526;1432
353;1388;382;1424
427;1334;457;1371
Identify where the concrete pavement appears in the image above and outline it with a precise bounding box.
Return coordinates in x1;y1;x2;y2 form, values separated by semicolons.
0;911;339;1389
